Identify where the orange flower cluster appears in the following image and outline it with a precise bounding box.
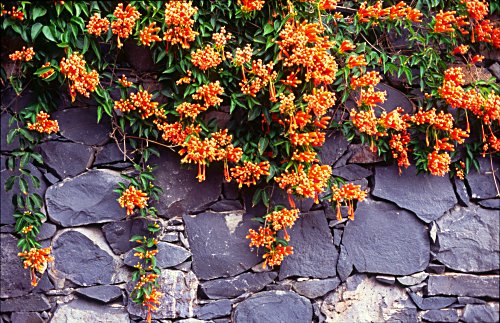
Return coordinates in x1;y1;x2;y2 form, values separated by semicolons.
350;109;379;136
154;121;201;146
357;1;422;23
2;6;24;20
192;81;224;108
290;131;326;147
347;55;367;69
191;45;222;70
118;186;148;216
213;27;232;49
411;108;454;132
230;161;270;188
39;62;55;79
239;0;265;12
111;3;141;47
176;70;192;85
473;20;500;48
303;87;336;117
263;244;294;268
332;183;367;220
164;1;198;49
427;150;451;176
240;59;277;101
359;86;386;107
119;74;132;87
246;225;294;268
27;111;59;134
9;47;35;62
115;90;159;119
60;53;99;102
87;13;110;36
351;71;382;89
339;40;356;53
292;150;318;163
176;102;205;120
389;132;411;171
143;288;163;323
463;0;488;21
140;22;161;46
265;208;300;240
452;44;469;55
231;44;253;67
18;247;54;286
434;10;468;33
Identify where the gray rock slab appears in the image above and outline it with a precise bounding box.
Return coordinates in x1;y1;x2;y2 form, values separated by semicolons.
466;157;500;200
462;304;500;323
292;278;341;299
458;297;487;305
477;198;500;209
0;234;34;298
52;107;111;146
195;300;232;320
0;293;51;312
102;218;159;255
46;169;126;227
279;210;338;280
151;150;222;217
397;272;429;286
39;141;93;178
93;142;133;165
408;292;456;310
52;230;115;286
124;242;191;269
347;144;384;164
319;132;349;166
435;205;499;272
341;198;429;275
489;62;500;79
51;298;129;322
209;200;244;212
421;309;459;322
201;272;277;299
183;211;260;280
427;274;499;298
336;244;353;281
10;312;44;323
233;290;312;323
75;285;122;303
332;164;372;181
37;222;57;240
373;165;457;222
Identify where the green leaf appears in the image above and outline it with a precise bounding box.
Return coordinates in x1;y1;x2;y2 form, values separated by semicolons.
32;7;47;20
31;23;43;41
42;26;56;42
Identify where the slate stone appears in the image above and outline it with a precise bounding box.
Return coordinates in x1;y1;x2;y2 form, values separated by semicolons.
397;272;429;286
332;228;342;246
52;107;111;146
51;298;129;322
408;292;456;310
0;294;51;312
347;144;384;164
0;234;34;298
458;297;487;305
373;165;457;223
477;198;500;209
124;242;191;269
194;300;232;320
453;177;470;206
461;304;499;323
331;164;372;181
127;270;198;320
102;218;157;255
52;230;115;286
243;186;314;218
183;212;260;280
46;169;126;227
421;309;459;322
427;263;446;274
37;222;57;240
10;312;44;323
151;150;222;217
376;275;396;285
161;232;179;242
209;200;244;212
292;278;341;299
336;244;353;282
489;62;500;79
466;157;500;200
341;198;429;275
233;291;312;323
94;142;133;165
319;132;349;166
39;141;93;178
427;274;499;298
1;112;19;151
75;285;122;303
201;272;277;299
279;210;338;280
374;83;415;114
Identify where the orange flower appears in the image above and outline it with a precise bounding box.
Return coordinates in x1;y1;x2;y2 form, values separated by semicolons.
164;1;198;49
347;55;367;68
118;74;132;87
192;81;224;107
140;22;161;46
118;186;148;216
265;208;300;241
176;70;192;85
154;121;201;146
389;132;411;172
303;87;336;117
339;40;356;53
9;47;35;62
292;150;318;163
359;86;386;107
2;6;24;20
191;45;222;70
449;128;469;144
143;288;163;323
275;164;332;203
130;90;159;119
350;71;382;89
212;27;232;49
463;0;489;21
39;62;55;79
434;138;455;152
114;98;135;113
247;227;275;248
263;244;293;268
452;45;469;55
18;247;54;286
434;11;468;33
350;109;380;136
59;53;99;101
378;107;408;132
427;150;451;176
290;131;326;147
176;102;206;120
239;0;265;12
27;111;59;134
231;44;253;67
87;13;110;36
230;161;270;187
111;3;141;47
471;54;484;64
332;183;367;220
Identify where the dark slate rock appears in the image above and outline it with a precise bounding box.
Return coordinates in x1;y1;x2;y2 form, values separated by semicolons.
1;112;19;151
427;263;446;274
466;157;500;200
453;177;470;206
292;278;341;299
195;300;232;320
52;107;111;146
201;272;277;299
243;187;314;218
51;298;129;322
374;83;415;114
0;234;34;298
46;169;126;227
209;200;244;212
376;275;396;285
75;285;122;303
319;132;349;166
461;304;499;323
0;294;51;312
0;225;13;233
10;312;44;323
422;309;459;322
279;210;338;280
336;244;353;282
341;198;429;275
397;272;428;286
489;62;500;79
347;144;384;164
223;182;239;200
427;274;499;298
124;242;191;269
434;205;499;272
162;231;179;242
387;307;419;323
332;164;372;181
102;218;157;255
477;198;500;209
93;142;133;165
373;165;457;223
52;230;115;286
408;292;456;310
151;150;222;217
39;141;93;178
37;222;57;240
233;290;312;323
458;297;487;305
332;228;342;246
183;212;260;280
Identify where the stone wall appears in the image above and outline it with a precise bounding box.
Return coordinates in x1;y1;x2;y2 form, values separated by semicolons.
1;86;499;322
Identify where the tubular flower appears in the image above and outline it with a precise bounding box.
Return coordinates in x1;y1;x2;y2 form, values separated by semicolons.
239;59;277;101
463;0;488;21
449;128;469;144
154;121;201;146
176;102;206;120
350;109;380;136
111;3;141;47
411;108;454;132
176;70;192;85
489;134;500;152
389;132;411;172
434;138;455;152
164;1;198;49
230;161;270;188
434;11;468;33
239;0;265;12
232;44;253;67
212;27;232;50
471;54;484;64
247;227;275;248
140;22;161;46
357;1;387;23
114;98;135;113
350;71;382;89
262;244;293;268
359;86;386;107
18;247;54;286
2;6;24;20
347;55;367;69
292;150;318;163
452;45;469;55
427;150;451;176
9;47;35;62
265;208;300;240
118;74;133;87
60;53;99;102
130;90;159;119
378;107;409;132
339;40;356;53
192;81;224;107
332;183;367;221
191;45;222;70
27;111;59;134
86;13;110;36
290;131;326;146
143;288;163;323
303;87;336;117
275;164;332;204
118;186;148;216
281;71;302;88
179;136;218;182
39;62;55;79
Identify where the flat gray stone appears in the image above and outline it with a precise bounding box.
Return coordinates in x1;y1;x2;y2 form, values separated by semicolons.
279;210;338;280
408;292;456;310
458;297;487;305
341;198;429;275
0;234;34;298
46;169;126;227
52;107;111;146
201;272;277;299
39;141;93;178
489;62;500;79
37;222;57;241
336;244;353;281
183;212;260;280
462;304;500;323
124;242;191;269
466;157;500;200
102;218;159;255
427;274;499;298
421;309;459;322
0;293;51;312
10;312;44;323
477;198;500;209
435;205;499;272
75;285;122;303
93;142;133;165
397;272;429;286
51;298;129;322
233;290;312;323
319;132;349;166
209;200;244;212
292;278;341;299
195;300;232;320
347;144;384;164
332;164;372;181
373;165;457;223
